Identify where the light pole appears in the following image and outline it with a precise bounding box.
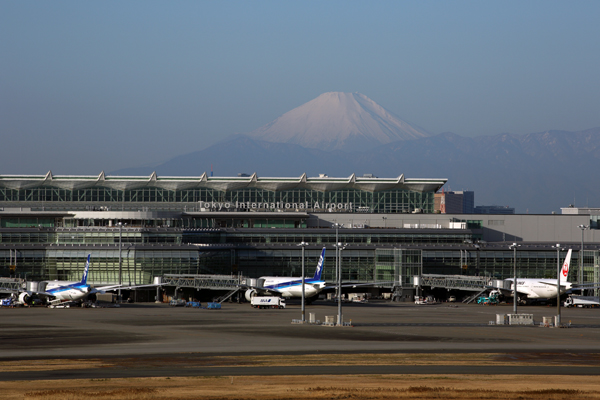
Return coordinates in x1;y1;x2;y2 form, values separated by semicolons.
578;225;589;288
335;242;346;326
297;241;308;322
553;244;563;326
382;216;387;228
118;222;122;302
333;223;342;283
118;222;126;303
509;243;520;314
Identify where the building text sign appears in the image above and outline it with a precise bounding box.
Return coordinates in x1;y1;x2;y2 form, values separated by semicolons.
199;201;354;212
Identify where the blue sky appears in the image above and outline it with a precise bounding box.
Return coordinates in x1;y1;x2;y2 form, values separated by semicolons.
2;1;600;174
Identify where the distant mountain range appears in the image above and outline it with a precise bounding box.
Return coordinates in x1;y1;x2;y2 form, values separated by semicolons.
112;92;600;214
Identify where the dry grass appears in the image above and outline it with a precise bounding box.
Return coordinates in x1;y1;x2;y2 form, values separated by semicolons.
0;359;108;372
3;375;600;400
4;354;600;399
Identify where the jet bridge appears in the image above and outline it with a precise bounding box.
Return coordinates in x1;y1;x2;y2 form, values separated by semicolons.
0;278;25;294
414;274;491;304
161;274;243;290
161;274;244;303
418;274;489;291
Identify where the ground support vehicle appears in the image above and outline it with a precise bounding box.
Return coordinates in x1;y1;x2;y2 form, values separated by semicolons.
477;294;499;305
251;296;286;309
564;295;600;308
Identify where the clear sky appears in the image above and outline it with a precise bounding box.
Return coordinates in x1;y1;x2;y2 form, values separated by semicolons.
2;1;600;174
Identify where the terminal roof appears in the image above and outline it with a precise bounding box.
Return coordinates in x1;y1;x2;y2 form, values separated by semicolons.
0;172;447;193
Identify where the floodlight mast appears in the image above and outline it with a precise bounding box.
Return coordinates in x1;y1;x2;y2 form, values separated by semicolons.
118;222;122;303
578;225;589;287
554;244;563;326
297;241;309;322
509;243;520;314
334;241;346;326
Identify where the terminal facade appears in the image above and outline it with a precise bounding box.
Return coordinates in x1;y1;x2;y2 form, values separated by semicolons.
1;173;599;299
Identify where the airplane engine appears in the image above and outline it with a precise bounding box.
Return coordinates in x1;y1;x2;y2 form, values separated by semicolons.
245;289;258;302
18;292;30;305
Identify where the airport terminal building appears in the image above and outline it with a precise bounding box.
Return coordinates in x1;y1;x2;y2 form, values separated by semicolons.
1;172;599;299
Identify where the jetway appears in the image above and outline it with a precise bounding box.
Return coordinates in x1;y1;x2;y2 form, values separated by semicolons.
160;274;245;303
161;274;243;290
416;274;489;292
0;278;25;294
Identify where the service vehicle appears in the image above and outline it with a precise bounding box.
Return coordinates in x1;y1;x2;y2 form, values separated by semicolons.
564;295;600;308
477;293;499;305
251;296;286;309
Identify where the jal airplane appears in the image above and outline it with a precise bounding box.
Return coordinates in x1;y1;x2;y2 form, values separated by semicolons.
244;247;327;301
505;249;573;300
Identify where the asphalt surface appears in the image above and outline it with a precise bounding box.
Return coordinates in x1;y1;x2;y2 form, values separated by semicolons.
2;300;600;380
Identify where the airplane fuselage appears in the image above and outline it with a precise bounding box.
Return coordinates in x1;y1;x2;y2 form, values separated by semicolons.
507;278;572;299
44;282;92;302
261;277;326;298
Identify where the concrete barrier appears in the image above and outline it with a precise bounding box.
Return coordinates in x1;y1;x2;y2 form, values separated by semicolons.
507;314;534;325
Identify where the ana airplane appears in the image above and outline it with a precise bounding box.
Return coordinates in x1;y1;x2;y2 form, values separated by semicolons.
244;247;327;301
504;249;573;301
243;247;389;302
25;254;154;305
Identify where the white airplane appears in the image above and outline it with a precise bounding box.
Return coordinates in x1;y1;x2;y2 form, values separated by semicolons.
504;249;573;300
244;248;327;301
24;254;154;305
243;247;389;302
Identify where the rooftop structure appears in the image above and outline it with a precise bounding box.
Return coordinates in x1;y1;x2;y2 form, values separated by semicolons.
0;172;447;214
0;172;446;192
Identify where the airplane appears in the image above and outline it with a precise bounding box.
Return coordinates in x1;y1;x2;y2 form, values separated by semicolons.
244;247;328;301
243;247;390;302
502;249;573;301
23;254;155;306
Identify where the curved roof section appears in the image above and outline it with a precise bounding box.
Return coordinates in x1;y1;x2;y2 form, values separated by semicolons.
0;172;447;193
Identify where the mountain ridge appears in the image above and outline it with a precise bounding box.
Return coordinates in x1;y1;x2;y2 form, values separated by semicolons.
112;127;600;214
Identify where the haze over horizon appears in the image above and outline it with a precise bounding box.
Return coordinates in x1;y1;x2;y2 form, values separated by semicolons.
2;1;600;176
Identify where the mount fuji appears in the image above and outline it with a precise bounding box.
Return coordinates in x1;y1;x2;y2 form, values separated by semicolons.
247;92;428;152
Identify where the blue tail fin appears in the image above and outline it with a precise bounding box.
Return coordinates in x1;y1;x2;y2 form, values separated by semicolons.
80;254;90;285
313;247;326;280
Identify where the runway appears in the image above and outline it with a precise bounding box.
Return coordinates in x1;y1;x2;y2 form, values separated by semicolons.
1;301;600;380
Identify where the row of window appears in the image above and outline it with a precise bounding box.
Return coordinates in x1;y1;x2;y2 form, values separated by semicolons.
2;248;598;284
0;187;434;213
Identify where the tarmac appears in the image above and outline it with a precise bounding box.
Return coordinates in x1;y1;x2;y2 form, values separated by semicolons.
1;300;600;380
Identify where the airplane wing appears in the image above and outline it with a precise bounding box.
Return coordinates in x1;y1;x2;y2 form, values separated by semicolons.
543;282;568;288
484;283;526;296
572;283;600;289
238;284;280;296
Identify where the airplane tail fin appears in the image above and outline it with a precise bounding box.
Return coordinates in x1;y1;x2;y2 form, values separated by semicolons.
561;249;572;284
313;247;326;280
80;254;91;285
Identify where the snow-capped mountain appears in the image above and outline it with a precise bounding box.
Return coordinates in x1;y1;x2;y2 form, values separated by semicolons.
247;92;429;151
